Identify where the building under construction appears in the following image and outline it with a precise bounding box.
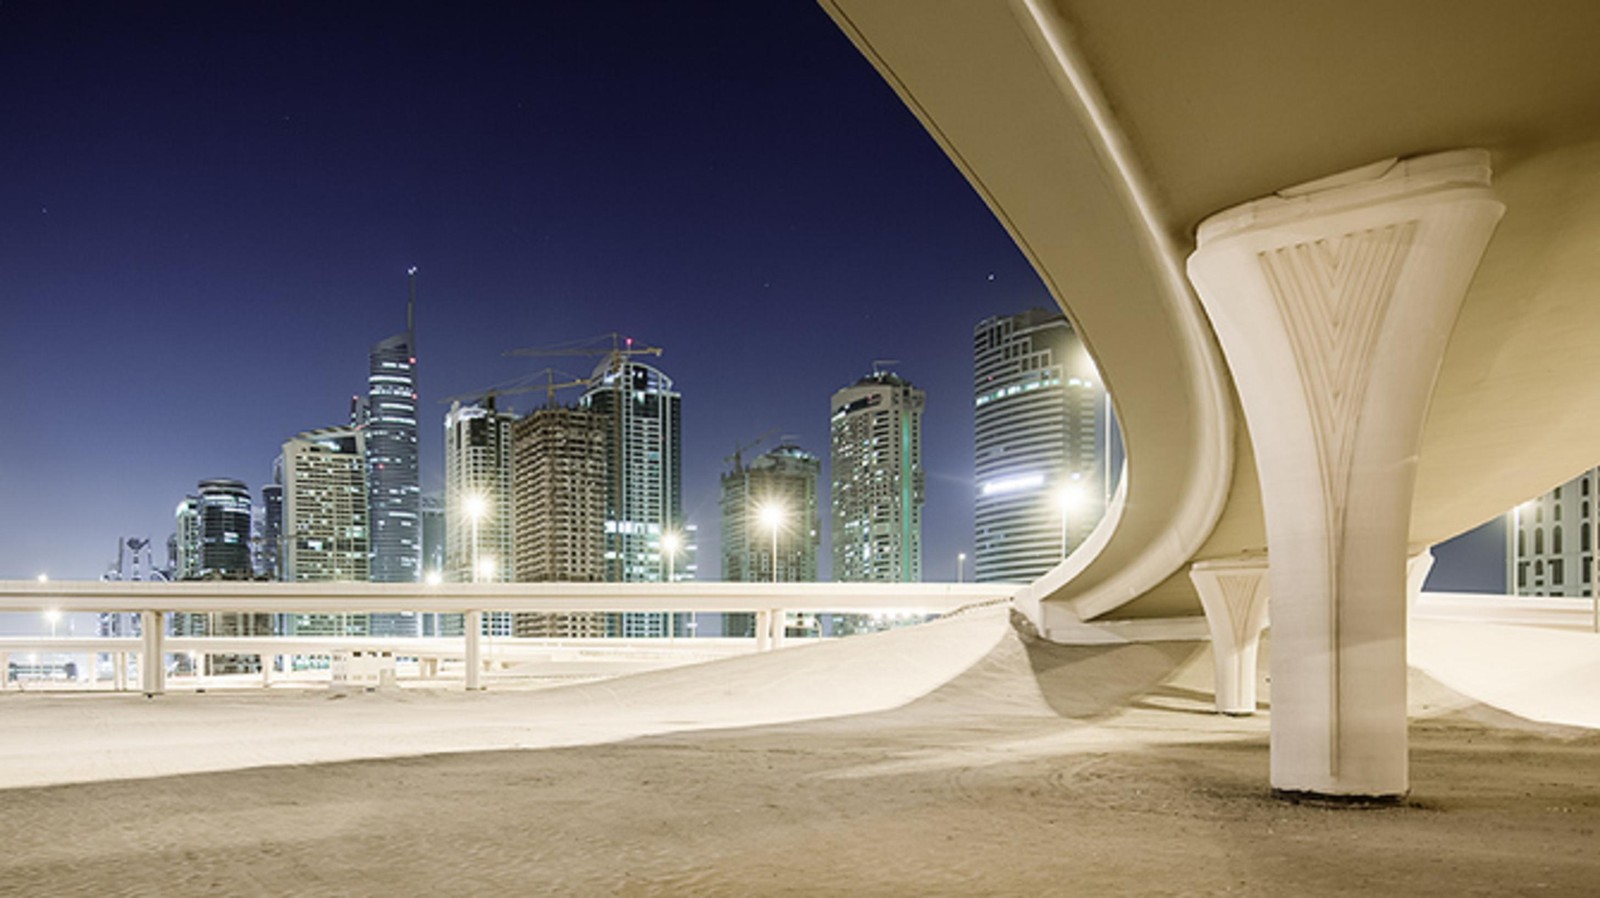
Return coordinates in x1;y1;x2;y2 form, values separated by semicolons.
511;406;608;639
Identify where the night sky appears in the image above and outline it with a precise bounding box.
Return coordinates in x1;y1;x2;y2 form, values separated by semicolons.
0;2;1500;590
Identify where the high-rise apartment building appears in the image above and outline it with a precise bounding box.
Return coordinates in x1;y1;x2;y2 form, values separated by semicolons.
510;406;607;638
722;443;820;639
420;492;445;580
722;444;821;583
445;400;515;637
580;359;683;637
1508;469;1599;597
830;370;925;583
280;427;370;636
972;309;1115;583
260;480;283;580
362;272;421;587
174;497;202;581
196;479;253;577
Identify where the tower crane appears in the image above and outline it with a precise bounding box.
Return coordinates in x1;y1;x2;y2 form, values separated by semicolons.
437;368;591;410
725;427;779;472
504;332;663;380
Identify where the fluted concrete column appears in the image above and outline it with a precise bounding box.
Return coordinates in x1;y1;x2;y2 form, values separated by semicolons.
1189;150;1503;800
1190;558;1270;715
465;610;483;690
140;610;166;696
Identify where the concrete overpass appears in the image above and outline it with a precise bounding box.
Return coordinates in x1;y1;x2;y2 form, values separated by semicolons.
821;0;1600;799
0;579;1015;693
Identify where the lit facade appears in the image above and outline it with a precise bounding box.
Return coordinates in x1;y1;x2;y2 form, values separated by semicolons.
972;309;1114;583
1508;470;1599;598
280;427;370;636
580;359;683;638
445;400;515;636
830;370;924;583
361;276;421;586
722;444;820;583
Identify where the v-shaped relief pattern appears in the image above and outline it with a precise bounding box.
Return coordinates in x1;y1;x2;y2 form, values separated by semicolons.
1256;220;1418;536
1215;572;1266;647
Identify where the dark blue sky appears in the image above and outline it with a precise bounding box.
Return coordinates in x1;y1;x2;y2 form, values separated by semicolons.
0;1;1500;589
0;1;1050;581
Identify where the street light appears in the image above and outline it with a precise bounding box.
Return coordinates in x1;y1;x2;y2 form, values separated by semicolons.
759;502;786;584
464;493;488;585
35;573;48;583
661;531;681;583
1059;482;1086;559
957;552;966;583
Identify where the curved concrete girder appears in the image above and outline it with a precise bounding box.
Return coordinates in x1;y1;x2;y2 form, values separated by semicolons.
820;0;1242;631
823;0;1600;630
1035;0;1600;547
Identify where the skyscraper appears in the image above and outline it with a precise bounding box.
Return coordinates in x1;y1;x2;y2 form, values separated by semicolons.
363;271;422;587
830;369;925;583
444;399;516;637
444;400;516;584
280;427;370;636
196;479;253;578
260;466;283;581
580;358;682;637
722;443;821;639
511;406;607;638
173;497;202;581
722;443;821;583
972;309;1115;583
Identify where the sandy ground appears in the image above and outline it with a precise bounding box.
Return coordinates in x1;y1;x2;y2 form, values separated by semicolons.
1;609;1597;895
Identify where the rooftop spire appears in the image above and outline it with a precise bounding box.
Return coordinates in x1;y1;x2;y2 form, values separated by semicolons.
406;266;417;334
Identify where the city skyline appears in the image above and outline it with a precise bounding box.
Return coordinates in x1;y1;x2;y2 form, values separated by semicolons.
0;2;1044;584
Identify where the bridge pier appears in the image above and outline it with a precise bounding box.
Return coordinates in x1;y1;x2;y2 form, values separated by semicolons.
140;610;166;696
770;609;786;649
755;611;771;651
1190;558;1269;716
465;610;483;690
1189;150;1503;800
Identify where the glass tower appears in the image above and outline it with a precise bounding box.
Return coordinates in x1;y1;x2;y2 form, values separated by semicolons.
972;308;1118;583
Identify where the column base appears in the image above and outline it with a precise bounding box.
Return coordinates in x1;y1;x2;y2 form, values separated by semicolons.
1272;788;1407;807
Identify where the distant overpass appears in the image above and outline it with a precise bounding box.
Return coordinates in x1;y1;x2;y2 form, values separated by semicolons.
0;579;1019;694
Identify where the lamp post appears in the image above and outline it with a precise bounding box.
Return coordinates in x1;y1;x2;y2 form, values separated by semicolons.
661;532;680;584
957;552;966;583
760;503;785;584
759;502;786;649
465;494;487;586
1059;482;1086;559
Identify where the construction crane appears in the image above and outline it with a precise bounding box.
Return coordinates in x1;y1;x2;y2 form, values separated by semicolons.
725;427;779;472
504;332;664;380
437;368;591;410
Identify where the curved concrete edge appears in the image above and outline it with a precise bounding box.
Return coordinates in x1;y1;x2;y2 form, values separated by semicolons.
1014;0;1235;629
0;608;1013;791
1409;618;1600;730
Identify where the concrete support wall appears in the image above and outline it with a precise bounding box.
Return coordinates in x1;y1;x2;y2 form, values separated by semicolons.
1189;151;1503;799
